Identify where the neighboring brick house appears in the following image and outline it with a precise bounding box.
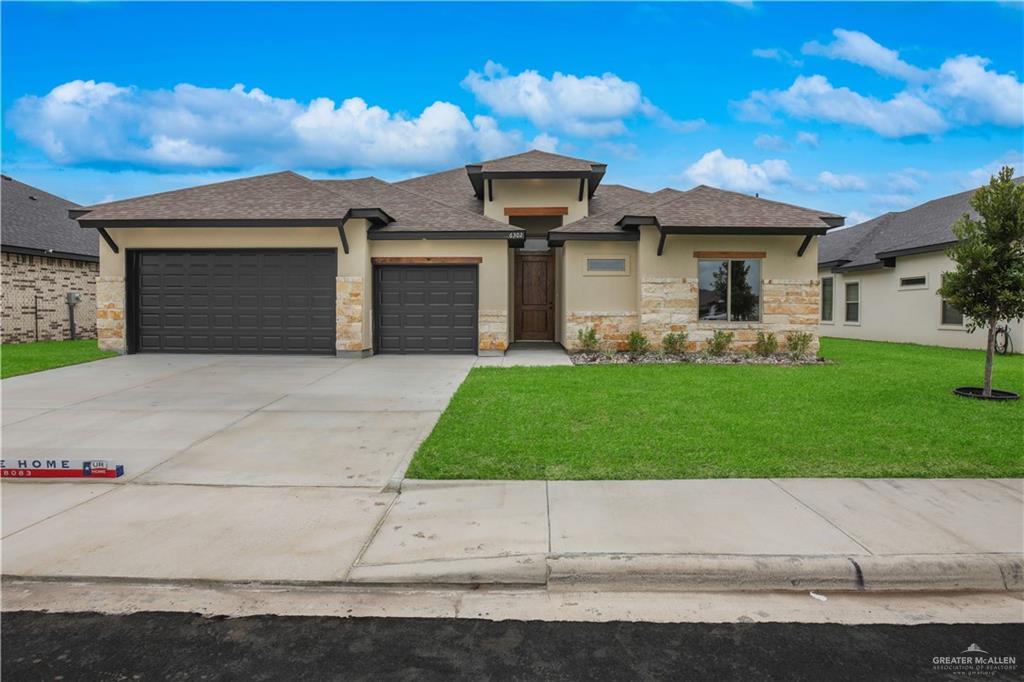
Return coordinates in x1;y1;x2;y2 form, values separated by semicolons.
1;176;99;343
68;150;842;356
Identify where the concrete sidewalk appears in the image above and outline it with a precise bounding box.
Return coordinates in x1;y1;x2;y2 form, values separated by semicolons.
3;477;1021;592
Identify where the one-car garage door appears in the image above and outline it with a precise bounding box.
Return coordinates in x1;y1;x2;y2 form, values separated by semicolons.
131;249;336;354
374;265;478;354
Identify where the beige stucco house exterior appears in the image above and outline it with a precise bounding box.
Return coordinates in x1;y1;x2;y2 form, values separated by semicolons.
70;150;842;357
818;181;1024;352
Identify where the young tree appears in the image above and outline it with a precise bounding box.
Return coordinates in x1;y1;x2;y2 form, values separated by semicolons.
937;166;1024;396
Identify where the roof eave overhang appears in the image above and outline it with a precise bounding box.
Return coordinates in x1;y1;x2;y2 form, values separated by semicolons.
467;164;607;199
874;241;954;260
659;226;830;236
1;244;99;262
547;231;640;246
368;229;525;241
75;208;394;230
818;259;850;270
822;216;846;228
833;261;886;273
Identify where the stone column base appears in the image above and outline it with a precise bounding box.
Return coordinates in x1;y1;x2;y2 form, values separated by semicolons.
96;276;126;353
479;310;509;353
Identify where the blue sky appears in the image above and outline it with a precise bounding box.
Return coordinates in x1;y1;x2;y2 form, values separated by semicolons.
2;2;1022;225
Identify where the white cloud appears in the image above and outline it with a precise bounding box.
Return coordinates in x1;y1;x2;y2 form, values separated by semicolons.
796;131;820;147
803;29;926;81
8;79;525;170
844;210;873;226
753;134;790;151
684;149;793;193
871;193;918;210
752;47;803;67
739;29;1024;137
462;61;702;137
529;132;559;153
887;169;927;194
817;171;867;191
737;74;947;137
963;150;1024;188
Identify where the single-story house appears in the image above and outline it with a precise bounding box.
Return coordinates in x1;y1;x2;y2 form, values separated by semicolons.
818;179;1024;352
69;150;842;356
1;175;99;343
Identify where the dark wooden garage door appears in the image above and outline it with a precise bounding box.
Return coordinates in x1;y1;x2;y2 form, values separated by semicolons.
374;265;478;354
131;249;336;354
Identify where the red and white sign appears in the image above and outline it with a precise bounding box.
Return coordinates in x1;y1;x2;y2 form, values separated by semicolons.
1;458;124;478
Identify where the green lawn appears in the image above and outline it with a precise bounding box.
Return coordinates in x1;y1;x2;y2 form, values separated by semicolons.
408;338;1024;480
1;340;117;379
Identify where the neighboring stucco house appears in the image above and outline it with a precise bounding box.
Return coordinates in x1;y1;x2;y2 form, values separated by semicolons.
818;180;1024;352
69;150;841;356
1;176;99;343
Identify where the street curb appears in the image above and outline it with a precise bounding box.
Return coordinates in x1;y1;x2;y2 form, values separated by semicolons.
546;553;1024;593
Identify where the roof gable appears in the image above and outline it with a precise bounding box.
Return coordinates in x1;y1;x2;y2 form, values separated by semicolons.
478;149;601;173
1;175;97;259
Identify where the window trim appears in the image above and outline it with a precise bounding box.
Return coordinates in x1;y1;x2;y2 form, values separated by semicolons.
898;274;929;290
697;258;763;323
843;279;861;325
938;274;966;329
583;254;630;276
820;276;834;325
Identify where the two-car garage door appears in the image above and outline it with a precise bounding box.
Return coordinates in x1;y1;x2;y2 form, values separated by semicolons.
132;250;337;354
131;251;479;355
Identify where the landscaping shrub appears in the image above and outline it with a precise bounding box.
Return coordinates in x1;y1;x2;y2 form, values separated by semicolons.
753;331;779;357
705;330;734;355
577;326;599;352
626;330;650;358
661;332;688;355
785;331;814;358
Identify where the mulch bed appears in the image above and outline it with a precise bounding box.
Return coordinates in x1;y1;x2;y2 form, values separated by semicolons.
569;351;829;366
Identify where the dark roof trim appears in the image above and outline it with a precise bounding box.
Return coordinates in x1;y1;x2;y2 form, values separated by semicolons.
547;232;641;245
818;259;850;269
617;215;660;229
467;165;607;199
1;244;99;263
821;216;846;228
874;240;955;260
832;261;886;273
368;230;524;241
73;207;393;229
661;226;830;236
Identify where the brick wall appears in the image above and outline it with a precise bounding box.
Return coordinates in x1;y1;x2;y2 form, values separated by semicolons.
1;251;98;344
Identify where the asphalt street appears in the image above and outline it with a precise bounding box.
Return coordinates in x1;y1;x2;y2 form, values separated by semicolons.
2;611;1021;681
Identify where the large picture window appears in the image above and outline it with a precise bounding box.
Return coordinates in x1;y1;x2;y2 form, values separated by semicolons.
821;277;834;322
698;259;762;321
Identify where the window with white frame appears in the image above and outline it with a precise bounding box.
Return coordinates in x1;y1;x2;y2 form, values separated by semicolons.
844;281;860;323
821;277;834;322
698;259;762;321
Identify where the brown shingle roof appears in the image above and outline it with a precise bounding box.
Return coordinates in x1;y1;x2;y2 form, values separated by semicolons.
75;171;370;223
588;183;650;216
479;149;601;173
395;167;482;215
317;177;514;233
552;185;842;235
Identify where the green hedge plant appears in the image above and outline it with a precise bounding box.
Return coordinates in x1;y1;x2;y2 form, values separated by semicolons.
626;331;650;359
577;326;599;352
785;331;814;359
705;330;734;356
753;331;779;357
661;332;688;355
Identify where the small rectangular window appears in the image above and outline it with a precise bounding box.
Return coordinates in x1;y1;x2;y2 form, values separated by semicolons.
821;277;834;322
586;257;627;273
899;275;927;289
845;282;860;323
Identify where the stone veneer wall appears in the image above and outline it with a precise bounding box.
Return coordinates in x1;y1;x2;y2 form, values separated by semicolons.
1;251;99;344
569;278;820;353
478;309;509;352
565;311;640;351
336;276;365;353
95;276;126;352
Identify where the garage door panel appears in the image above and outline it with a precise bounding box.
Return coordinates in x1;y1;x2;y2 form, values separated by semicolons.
374;265;478;354
134;249;336;355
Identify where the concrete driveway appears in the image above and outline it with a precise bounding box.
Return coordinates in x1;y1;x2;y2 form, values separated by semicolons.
1;353;473;581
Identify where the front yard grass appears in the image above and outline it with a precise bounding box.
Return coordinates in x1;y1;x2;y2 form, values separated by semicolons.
1;340;117;379
407;337;1024;479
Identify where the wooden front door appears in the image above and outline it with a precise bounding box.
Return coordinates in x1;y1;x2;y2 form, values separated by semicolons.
514;253;555;341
